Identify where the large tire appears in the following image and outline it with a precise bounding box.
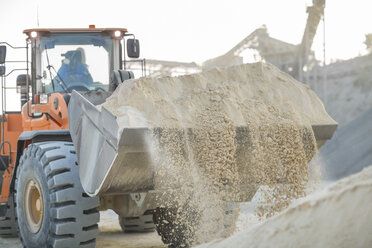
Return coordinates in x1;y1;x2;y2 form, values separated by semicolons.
153;207;196;248
221;203;240;237
154;204;239;248
0;195;18;237
119;211;156;233
14;142;100;248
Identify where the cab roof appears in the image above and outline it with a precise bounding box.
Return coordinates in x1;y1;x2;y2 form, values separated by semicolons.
23;27;128;36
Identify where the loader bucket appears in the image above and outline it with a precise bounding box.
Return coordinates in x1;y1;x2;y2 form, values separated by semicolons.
68;91;337;198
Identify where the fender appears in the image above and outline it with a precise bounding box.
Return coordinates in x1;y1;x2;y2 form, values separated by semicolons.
11;129;72;189
0;129;71;217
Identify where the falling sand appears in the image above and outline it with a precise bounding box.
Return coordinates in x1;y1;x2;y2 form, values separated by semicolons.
102;62;336;245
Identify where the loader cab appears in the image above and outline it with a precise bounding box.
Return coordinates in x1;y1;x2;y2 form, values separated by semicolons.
22;27;139;103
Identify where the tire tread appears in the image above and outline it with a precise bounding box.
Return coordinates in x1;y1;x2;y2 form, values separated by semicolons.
15;142;99;248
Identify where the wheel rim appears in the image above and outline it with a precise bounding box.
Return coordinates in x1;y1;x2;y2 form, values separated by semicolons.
24;179;44;233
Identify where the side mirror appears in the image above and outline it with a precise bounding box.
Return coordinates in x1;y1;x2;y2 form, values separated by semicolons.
0;66;5;76
0;46;6;64
127;39;140;58
16;74;30;86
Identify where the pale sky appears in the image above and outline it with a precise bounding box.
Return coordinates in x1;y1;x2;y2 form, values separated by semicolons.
1;0;371;62
0;0;371;110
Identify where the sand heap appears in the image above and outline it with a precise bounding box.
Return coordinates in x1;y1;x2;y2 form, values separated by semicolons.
102;62;335;245
308;53;372;125
198;165;372;248
317;106;372;180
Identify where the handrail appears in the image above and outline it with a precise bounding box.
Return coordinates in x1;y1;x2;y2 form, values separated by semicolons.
3;68;27;77
0;141;11;163
0;42;27;49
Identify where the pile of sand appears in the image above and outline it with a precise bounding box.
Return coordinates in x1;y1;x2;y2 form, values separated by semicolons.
316;106;372;180
198;165;372;248
309;54;372;125
102;62;335;244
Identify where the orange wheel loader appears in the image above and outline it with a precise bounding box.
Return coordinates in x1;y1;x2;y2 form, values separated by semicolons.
0;26;159;248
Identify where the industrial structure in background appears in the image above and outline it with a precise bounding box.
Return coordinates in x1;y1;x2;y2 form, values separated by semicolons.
127;0;326;85
203;0;326;81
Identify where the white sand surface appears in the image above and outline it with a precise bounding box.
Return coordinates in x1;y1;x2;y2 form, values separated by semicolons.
0;210;165;248
97;210;165;248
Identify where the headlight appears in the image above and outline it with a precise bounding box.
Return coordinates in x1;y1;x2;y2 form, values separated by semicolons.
114;30;121;38
30;31;38;39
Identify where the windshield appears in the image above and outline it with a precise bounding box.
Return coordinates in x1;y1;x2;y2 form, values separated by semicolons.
39;34;112;93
